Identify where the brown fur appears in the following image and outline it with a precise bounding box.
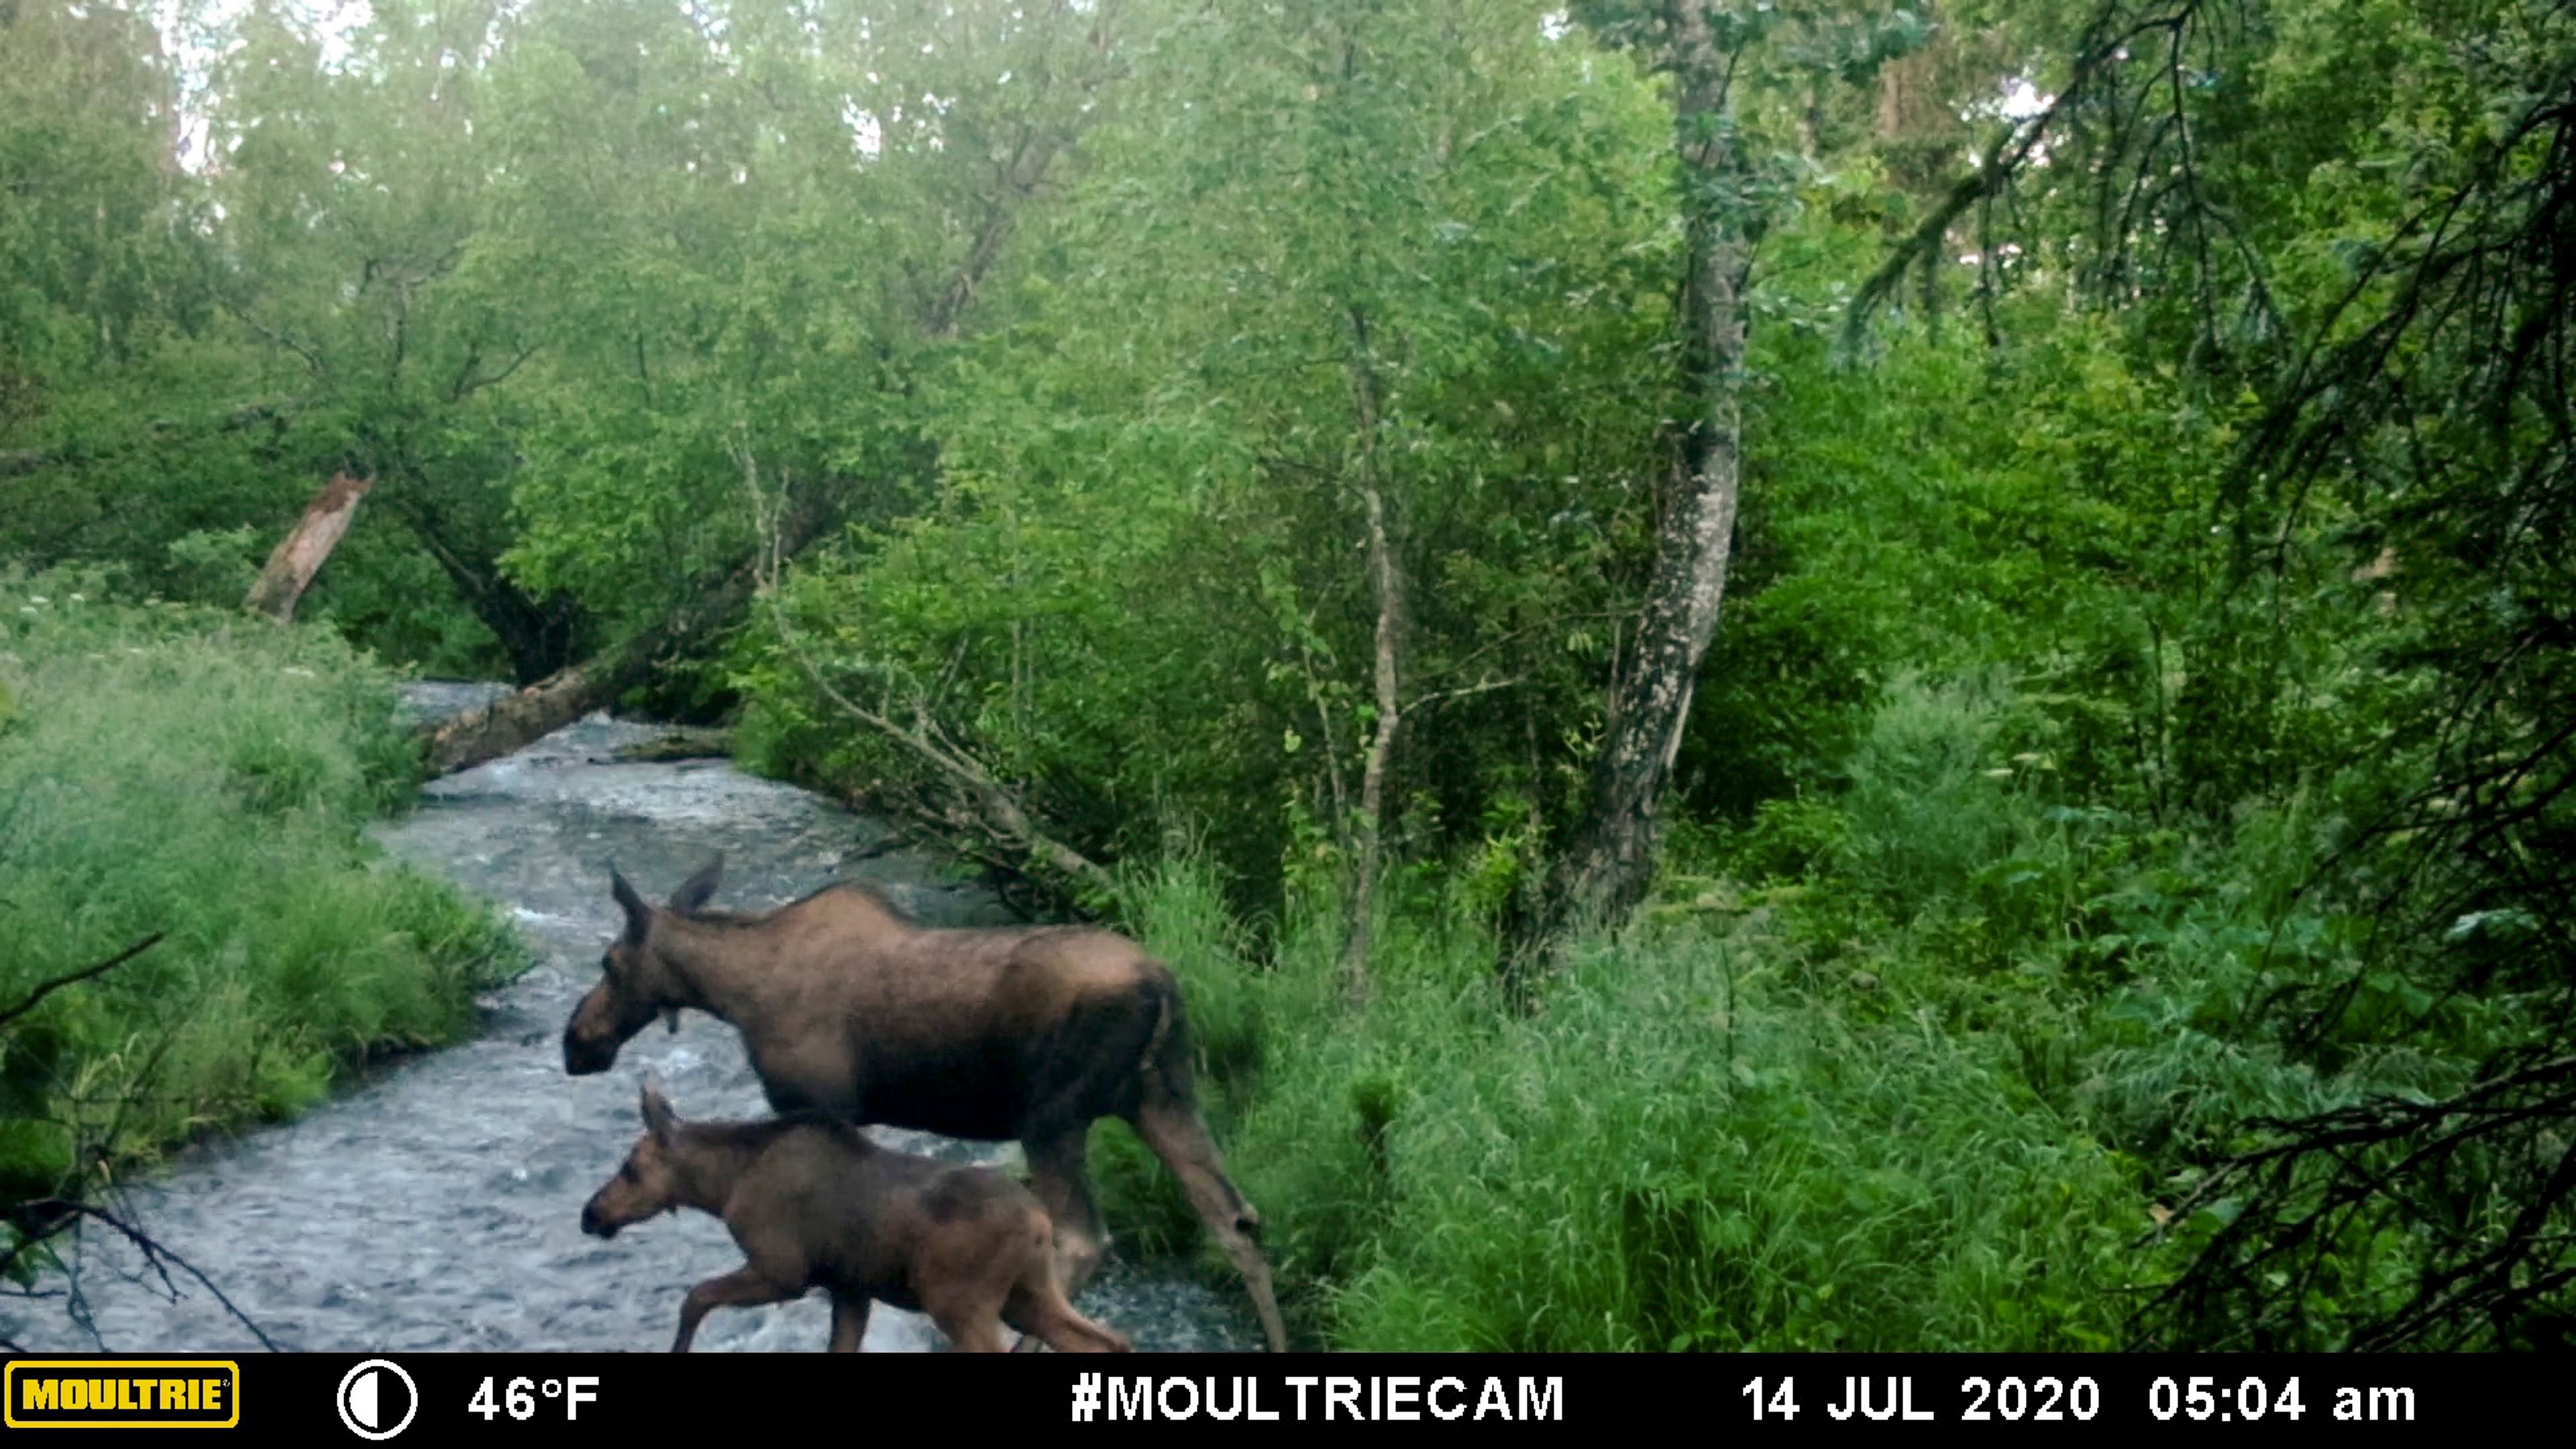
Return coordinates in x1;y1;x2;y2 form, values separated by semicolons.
581;1082;1133;1354
562;855;1289;1352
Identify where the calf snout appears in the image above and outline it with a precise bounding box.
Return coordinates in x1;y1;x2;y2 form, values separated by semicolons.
580;1201;619;1238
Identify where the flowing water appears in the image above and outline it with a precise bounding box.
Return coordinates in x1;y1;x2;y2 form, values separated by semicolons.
3;682;1261;1354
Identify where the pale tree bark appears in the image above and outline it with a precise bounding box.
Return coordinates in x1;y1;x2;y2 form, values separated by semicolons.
1338;302;1403;1004
244;471;374;623
1532;0;1756;960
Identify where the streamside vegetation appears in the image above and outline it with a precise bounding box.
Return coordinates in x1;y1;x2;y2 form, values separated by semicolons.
0;574;519;1338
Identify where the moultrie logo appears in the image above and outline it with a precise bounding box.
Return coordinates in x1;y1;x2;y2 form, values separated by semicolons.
3;1360;240;1429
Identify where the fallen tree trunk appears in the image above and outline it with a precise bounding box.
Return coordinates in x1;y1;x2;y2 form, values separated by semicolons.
413;506;829;775
244;472;374;623
413;645;654;778
380;484;589;686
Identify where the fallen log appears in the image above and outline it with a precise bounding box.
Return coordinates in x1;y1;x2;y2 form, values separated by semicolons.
611;727;735;763
413;508;828;776
244;471;374;623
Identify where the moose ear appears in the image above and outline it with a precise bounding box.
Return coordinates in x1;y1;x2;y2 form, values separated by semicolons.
610;865;652;944
667;854;724;915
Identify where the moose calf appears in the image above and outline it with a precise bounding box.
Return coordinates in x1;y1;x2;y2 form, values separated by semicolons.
580;1081;1133;1354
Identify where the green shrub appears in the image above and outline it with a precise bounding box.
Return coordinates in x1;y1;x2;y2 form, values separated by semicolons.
0;566;520;1228
1089;835;2147;1352
1081;668;2523;1351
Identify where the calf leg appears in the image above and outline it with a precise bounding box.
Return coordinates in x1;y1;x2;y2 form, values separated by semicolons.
922;1208;1049;1355
992;1208;1132;1353
671;1267;800;1353
1004;1277;1133;1353
826;1293;871;1353
938;1314;1014;1354
1129;1097;1289;1353
922;1274;1015;1355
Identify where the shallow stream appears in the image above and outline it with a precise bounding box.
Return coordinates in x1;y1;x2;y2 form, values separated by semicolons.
3;682;1259;1354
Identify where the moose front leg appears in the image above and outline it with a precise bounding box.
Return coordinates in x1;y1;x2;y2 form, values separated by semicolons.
827;1293;872;1352
670;1267;800;1352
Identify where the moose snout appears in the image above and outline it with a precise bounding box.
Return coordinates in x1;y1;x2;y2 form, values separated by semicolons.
563;1024;613;1076
580;1200;618;1238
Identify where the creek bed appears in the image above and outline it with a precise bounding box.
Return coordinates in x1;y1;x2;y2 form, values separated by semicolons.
1;682;1260;1354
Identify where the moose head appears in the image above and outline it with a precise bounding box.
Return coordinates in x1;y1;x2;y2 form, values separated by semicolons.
561;857;724;1076
579;1079;688;1239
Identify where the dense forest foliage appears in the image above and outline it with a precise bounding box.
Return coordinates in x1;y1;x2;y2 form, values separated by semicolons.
4;0;2571;1351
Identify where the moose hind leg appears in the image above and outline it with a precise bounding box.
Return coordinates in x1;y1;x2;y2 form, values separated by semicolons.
827;1293;871;1352
1130;1098;1289;1353
671;1267;801;1353
1022;1128;1110;1299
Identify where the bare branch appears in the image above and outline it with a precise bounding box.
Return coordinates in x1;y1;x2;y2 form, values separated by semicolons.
732;441;1120;905
1838;2;2218;364
1;1202;285;1353
221;301;329;376
448;339;541;402
1407;674;1525;713
0;934;165;1032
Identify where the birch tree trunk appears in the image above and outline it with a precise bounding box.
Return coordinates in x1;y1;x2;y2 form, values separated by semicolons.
1338;303;1403;1003
1535;0;1754;955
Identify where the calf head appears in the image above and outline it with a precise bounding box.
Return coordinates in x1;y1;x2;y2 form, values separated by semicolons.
563;856;724;1075
580;1081;688;1238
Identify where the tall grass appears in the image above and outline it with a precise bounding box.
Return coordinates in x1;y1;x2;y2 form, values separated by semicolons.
1080;672;2471;1350
1086;849;2143;1350
0;567;520;1216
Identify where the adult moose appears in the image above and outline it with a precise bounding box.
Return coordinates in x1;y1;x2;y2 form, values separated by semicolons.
561;855;1289;1353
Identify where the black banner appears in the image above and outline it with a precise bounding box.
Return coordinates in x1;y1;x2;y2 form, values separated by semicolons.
0;1353;2534;1438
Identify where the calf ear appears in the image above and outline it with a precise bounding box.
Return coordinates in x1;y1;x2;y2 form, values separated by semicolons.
640;1079;678;1142
610;866;653;944
668;855;724;914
